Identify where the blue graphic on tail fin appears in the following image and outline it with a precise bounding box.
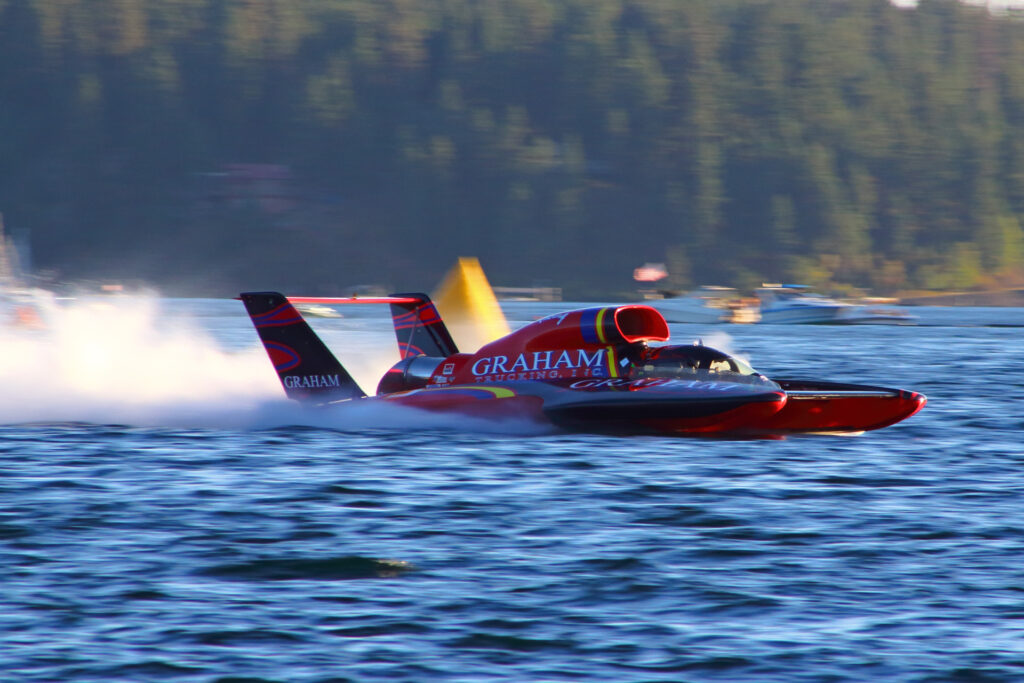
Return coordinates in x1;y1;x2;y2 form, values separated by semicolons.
239;292;366;403
388;293;459;359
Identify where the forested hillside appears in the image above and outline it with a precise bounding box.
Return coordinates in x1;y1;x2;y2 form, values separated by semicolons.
2;0;1023;296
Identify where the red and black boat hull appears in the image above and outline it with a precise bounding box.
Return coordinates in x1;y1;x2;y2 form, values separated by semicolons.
744;379;926;434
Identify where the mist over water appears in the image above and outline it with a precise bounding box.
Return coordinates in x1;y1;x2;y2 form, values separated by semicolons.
0;295;281;427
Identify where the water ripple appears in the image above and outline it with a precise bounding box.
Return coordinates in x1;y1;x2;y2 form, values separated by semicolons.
2;305;1024;681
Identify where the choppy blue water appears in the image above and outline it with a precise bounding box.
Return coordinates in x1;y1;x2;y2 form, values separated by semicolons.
1;298;1023;682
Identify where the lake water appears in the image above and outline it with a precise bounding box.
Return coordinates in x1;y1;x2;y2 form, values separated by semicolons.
1;297;1022;682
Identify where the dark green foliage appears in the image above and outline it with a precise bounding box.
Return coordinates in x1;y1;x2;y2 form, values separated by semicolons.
2;0;1023;296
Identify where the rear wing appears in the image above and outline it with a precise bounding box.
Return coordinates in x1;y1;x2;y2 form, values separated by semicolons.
287;293;458;359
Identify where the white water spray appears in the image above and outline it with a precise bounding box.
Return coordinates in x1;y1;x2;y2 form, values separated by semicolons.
692;330;755;368
0;294;551;434
0;295;286;427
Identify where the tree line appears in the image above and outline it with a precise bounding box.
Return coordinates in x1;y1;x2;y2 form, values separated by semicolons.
1;0;1023;297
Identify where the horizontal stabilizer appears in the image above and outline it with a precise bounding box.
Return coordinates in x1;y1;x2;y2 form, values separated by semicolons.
283;292;459;360
286;296;423;305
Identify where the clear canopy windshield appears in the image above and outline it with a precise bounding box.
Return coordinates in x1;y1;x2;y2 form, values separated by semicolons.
630;345;767;383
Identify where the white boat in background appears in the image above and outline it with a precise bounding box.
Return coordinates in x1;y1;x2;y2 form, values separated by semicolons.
648;286;758;324
756;285;916;325
296;303;343;318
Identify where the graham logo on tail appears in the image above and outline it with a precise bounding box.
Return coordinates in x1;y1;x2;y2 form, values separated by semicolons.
283;374;342;389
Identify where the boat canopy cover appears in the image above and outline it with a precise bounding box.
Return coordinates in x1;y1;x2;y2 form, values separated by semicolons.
634;345;761;378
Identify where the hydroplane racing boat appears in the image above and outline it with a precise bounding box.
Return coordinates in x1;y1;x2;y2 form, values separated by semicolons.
239;291;925;436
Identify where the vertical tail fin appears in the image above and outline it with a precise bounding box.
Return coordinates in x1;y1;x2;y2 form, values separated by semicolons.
388;293;459;359
239;292;366;402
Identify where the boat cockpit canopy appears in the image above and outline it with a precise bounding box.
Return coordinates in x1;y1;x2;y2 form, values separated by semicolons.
632;345;761;379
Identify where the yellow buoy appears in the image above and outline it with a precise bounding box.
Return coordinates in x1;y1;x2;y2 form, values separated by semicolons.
432;257;510;353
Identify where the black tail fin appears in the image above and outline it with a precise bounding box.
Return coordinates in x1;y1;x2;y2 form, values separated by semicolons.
239;292;366;403
388;293;459;359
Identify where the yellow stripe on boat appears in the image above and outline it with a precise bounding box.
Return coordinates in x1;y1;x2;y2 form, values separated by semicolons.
606;347;618;378
385;385;516;399
595;308;608;344
474;386;516;398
